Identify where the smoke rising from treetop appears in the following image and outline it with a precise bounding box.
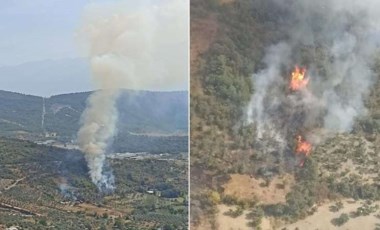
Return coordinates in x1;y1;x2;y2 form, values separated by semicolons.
77;0;188;191
247;0;380;150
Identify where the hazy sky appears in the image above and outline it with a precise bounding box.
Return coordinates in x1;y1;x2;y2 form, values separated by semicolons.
0;0;185;96
0;0;87;66
0;0;163;66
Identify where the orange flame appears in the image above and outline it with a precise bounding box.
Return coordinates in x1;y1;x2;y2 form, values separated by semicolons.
295;135;311;156
289;66;308;91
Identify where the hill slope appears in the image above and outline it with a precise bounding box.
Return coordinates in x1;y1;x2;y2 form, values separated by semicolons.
0;90;188;138
0;137;188;229
190;0;380;229
0;58;92;97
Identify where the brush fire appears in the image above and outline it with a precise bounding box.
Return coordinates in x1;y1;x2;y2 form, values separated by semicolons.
295;135;312;167
290;66;313;166
290;66;312;166
247;0;377;173
248;62;317;169
290;66;312;164
295;135;311;156
289;66;308;91
77;0;187;192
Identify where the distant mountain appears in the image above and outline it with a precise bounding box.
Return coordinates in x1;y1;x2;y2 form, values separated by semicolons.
0;58;92;97
0;90;188;141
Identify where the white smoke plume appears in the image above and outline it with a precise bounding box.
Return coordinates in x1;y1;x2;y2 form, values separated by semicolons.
247;0;380;150
77;0;188;191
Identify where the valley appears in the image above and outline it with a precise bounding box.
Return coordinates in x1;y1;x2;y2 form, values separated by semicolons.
0;89;189;229
0;138;188;229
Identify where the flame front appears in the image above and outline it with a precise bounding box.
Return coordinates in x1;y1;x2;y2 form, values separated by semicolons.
289;66;308;91
295;135;311;156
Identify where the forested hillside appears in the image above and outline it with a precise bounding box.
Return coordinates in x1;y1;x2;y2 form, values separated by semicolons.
0;137;188;229
191;0;287;172
0;91;187;137
0;90;42;134
0;90;187;137
44;90;188;138
190;0;380;229
0;90;188;153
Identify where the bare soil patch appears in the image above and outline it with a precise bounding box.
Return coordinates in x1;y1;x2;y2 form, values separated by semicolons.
60;202;124;218
222;174;295;204
279;199;380;230
216;204;251;230
190;16;218;68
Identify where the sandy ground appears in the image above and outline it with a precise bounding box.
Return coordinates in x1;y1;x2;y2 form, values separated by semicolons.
216;205;252;230
222;174;294;204
195;218;214;230
210;199;380;230
210;174;294;230
215;205;273;230
279;200;380;230
61;202;124;218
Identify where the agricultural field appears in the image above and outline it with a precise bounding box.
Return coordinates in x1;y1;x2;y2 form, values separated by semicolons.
0;138;188;229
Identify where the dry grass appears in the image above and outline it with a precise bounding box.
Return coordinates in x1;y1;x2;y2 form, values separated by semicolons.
60;202;124;218
216;204;251;230
190;16;218;69
222;174;295;204
279;199;380;230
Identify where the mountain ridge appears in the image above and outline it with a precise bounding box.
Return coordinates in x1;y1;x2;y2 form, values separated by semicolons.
0;89;188;140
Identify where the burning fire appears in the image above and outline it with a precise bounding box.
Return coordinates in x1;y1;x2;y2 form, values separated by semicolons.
289;66;308;91
295;135;311;156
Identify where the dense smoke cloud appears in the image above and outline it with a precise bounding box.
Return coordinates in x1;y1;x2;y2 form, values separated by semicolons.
77;90;118;191
80;0;188;91
77;0;188;191
247;0;380;151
